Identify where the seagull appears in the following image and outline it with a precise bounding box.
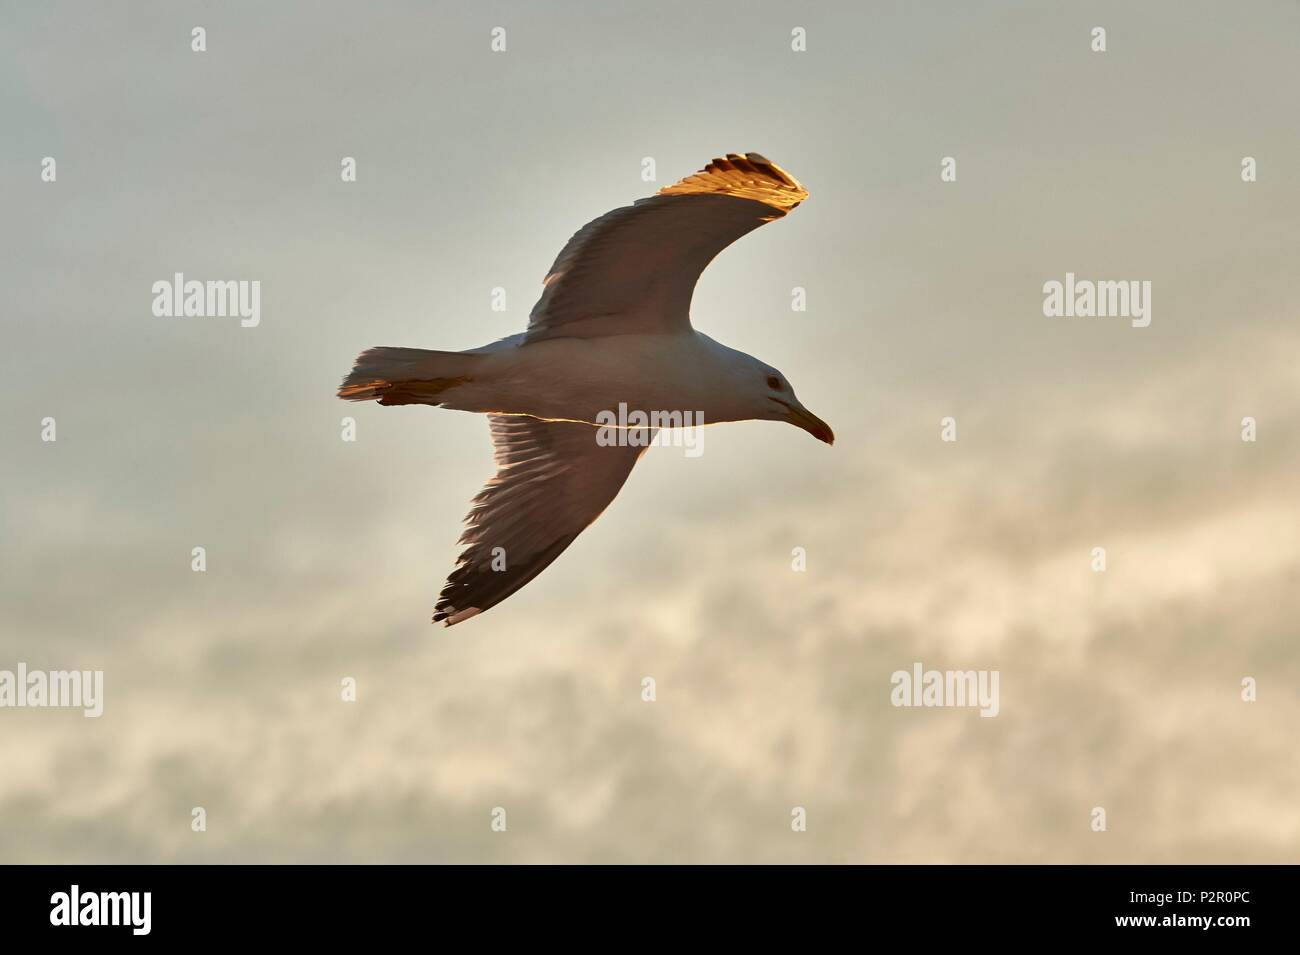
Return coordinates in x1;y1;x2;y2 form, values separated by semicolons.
339;152;833;626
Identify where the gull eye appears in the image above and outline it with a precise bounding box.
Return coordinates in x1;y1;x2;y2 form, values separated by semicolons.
766;375;782;391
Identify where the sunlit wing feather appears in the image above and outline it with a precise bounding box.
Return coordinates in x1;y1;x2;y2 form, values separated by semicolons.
525;153;808;342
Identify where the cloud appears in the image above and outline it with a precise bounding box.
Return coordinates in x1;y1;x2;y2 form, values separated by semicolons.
3;325;1297;862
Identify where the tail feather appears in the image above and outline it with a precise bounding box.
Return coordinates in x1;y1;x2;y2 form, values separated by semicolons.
338;347;478;406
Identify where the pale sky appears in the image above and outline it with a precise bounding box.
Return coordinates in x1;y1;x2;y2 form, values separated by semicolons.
1;0;1298;862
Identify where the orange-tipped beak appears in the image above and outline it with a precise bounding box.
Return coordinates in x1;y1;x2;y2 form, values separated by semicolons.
781;401;835;445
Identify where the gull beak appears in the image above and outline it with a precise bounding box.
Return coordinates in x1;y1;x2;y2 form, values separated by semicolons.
778;400;835;445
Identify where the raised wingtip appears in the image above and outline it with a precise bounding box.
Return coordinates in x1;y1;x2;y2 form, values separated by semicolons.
658;152;808;212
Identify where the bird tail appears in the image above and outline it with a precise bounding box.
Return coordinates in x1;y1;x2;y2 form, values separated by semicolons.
338;347;481;406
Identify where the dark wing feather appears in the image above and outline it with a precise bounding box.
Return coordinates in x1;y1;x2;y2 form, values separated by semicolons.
433;414;652;625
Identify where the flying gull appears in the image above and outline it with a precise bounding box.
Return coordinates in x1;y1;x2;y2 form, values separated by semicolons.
339;152;833;626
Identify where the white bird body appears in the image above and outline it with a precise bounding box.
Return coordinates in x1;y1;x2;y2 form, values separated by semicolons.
446;331;785;429
339;153;832;625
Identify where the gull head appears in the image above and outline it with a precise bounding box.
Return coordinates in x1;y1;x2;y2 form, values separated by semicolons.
743;361;834;445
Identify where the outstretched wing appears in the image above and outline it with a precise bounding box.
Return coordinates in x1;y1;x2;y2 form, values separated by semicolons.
526;152;808;343
433;414;652;626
